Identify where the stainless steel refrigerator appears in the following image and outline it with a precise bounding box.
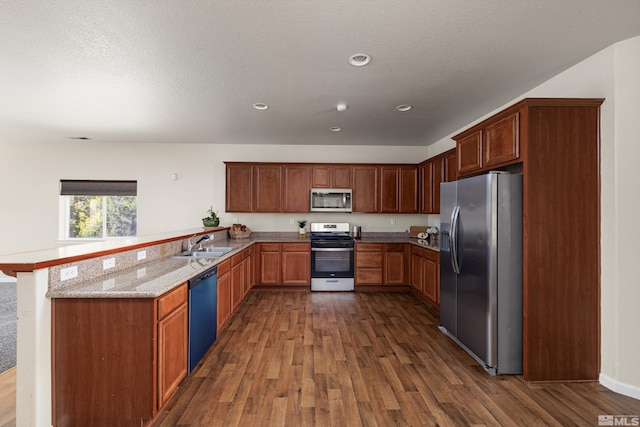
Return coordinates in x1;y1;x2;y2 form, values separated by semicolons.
439;171;523;375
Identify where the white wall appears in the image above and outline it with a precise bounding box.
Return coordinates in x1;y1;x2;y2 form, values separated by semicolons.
424;36;640;398
0;142;431;255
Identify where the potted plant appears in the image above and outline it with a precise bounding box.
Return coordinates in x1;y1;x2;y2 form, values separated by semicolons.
202;206;220;227
298;220;307;238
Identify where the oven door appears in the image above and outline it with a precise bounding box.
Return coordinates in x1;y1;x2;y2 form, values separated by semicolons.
310;247;354;279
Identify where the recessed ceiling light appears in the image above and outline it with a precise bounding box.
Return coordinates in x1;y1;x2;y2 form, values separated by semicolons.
329;127;342;132
252;103;268;110
348;53;371;67
396;104;413;112
68;136;91;140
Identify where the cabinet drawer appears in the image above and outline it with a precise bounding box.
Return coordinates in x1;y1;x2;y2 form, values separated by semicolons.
157;283;187;320
356;269;383;285
282;242;310;251
217;258;230;277
384;243;405;252
356;252;383;268
411;245;423;256
356;243;383;252
423;249;438;262
231;252;243;267
259;243;281;252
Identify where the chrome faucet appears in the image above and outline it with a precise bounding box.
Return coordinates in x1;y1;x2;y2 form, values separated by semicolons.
188;234;210;251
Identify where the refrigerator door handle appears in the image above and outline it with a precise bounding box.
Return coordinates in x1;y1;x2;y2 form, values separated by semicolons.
450;205;461;274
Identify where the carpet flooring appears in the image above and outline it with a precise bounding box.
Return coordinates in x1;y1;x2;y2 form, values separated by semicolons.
0;281;17;373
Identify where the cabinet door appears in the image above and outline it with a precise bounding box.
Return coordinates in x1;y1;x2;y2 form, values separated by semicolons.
352;166;379;213
384;251;405;285
217;271;231;332
226;163;253;212
380;166;399;213
399;166;419;213
411;250;423;293
484;112;520;167
157;303;188;408
283;165;311;212
419;161;434;214
281;244;310;285
333;165;351;188
444;149;457;182
433;158;444;214
258;243;281;285
254;164;282;212
231;254;245;310
423;253;438;304
311;165;331;188
457;131;483;175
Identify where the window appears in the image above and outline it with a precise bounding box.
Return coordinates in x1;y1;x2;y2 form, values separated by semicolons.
60;180;137;239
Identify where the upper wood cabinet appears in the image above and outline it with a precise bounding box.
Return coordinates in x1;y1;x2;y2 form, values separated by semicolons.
253;164;282;212
455;112;520;175
311;164;351;188
419;149;456;214
451;98;604;382
352;165;379;213
380;166;418;213
225;163;253;212
283;165;311;212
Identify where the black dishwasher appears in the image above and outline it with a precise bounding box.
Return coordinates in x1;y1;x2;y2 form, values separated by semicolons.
188;265;217;373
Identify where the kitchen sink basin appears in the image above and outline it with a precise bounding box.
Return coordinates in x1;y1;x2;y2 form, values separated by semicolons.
172;247;234;259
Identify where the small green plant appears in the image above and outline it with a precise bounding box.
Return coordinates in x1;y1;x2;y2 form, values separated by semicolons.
297;220;307;229
202;206;220;227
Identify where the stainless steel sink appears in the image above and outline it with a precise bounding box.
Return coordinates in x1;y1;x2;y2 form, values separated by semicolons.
172;247;234;259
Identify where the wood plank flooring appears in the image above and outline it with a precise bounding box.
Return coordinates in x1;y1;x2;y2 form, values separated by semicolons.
153;291;640;426
0;367;15;427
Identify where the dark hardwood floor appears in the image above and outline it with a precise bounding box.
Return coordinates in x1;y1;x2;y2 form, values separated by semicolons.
153;290;640;426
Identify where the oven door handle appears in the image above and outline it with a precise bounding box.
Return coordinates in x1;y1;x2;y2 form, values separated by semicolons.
311;247;355;252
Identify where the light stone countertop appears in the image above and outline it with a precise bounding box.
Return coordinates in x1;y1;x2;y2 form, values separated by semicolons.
46;233;310;299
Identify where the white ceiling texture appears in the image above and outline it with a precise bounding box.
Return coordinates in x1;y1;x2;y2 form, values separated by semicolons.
1;1;640;146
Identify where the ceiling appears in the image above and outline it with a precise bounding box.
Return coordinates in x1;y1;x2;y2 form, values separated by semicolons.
2;1;639;147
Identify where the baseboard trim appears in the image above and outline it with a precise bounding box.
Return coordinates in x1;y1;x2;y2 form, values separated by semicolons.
599;373;640;400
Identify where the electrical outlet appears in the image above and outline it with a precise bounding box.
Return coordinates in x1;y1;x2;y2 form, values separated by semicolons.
137;268;146;278
137;250;146;261
103;278;115;289
103;258;115;270
233;217;238;224
290;218;294;225
60;266;78;281
391;218;396;225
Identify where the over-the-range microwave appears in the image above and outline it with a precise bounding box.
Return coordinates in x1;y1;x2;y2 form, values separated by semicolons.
310;188;352;212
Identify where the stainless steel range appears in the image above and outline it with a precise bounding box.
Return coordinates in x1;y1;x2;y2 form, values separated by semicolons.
310;222;355;291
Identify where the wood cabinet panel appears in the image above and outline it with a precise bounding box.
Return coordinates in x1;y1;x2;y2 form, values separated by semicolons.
433;158;444;213
380;166;399;213
423;255;438;303
312;165;351;188
225;163;253;212
457;131;482;174
231;255;244;310
157;302;188;408
258;244;281;285
444;150;457;182
157;283;187;320
411;251;423;293
484;112;519;167
355;252;383;268
384;251;405;285
419;161;434;213
217;265;231;333
399;166;419;213
283;165;311;212
281;250;310;285
254;164;282;212
352;166;379;213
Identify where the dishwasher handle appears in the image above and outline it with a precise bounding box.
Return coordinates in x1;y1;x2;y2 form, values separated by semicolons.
189;266;218;289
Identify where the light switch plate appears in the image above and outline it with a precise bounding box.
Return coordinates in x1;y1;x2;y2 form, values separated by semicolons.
137;250;146;261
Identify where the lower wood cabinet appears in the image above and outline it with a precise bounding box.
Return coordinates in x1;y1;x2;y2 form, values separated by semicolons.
410;246;440;306
217;259;231;333
257;242;310;286
52;283;188;426
356;243;410;286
